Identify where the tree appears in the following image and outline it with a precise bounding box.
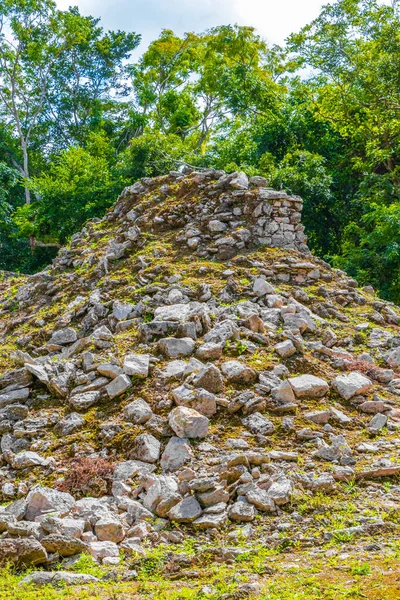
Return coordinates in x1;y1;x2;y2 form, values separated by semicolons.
0;0;67;205
45;8;140;149
287;0;400;299
14;133;124;244
0;0;139;204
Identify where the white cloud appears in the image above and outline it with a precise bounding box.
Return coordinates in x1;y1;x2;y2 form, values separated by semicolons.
233;0;326;44
56;0;327;50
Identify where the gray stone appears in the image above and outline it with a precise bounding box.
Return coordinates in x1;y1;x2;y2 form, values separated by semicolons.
106;374;131;399
331;372;373;400
208;219;227;233
161;437;192;472
153;304;191;322
113;300;134;321
193;512;227;528
94;517;125;543
55;412;85;436
242;412;275;435
269;450;298;461
171;385;216;417
387;347;400;368
275;340;296;358
289;375;329;398
305;410;331;425
197;486;229;507
159;360;187;379
131;433;160;463
191;364;223;393
253;277;275;296
358;401;385;414
123;354;150;378
228;500;255;522
203;320;239;344
245;487;274;511
88;540;119;561
143;476;181;517
113;460;156;481
158;337;195;359
230;171;248;189
69;390;100;409
330;406;352;424
25;486;75;521
314;435;352;462
271;380;296;404
0;387;30;409
169;407;209;438
124;398;153;424
268;476;292;505
196;342;223;360
41;534;87;557
368;413;387;433
49;328;77;346
20;572;99;586
40;516;85;538
221;361;257;384
11;451;48;469
0;368;32;391
167;496;202;523
97;363;123;379
249;175;268;187
0;538;47;568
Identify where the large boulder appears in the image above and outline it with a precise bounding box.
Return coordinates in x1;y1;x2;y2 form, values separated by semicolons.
124;398;153;424
169;407;209;439
41;534;87;557
131;433;160;463
20;572;99;586
123;354;150;378
160;437;192;472
191;364;223;393
221;361;257;385
0;538;47;568
158;337;195;359
25;486;75;521
331;372;372;400
167;496;202;523
288;375;329;398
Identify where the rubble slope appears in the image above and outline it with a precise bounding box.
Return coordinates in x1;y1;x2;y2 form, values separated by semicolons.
0;168;400;596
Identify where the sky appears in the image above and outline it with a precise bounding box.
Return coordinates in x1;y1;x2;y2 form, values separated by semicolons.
55;0;328;51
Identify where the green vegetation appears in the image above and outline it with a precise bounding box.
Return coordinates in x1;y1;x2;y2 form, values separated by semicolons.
1;0;400;301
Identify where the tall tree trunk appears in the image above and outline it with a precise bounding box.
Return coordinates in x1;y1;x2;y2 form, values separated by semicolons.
21;140;31;205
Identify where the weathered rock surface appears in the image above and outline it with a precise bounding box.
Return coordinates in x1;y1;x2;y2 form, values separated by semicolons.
0;169;399;580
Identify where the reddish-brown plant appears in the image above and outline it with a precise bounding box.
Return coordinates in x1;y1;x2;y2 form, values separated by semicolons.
57;456;115;498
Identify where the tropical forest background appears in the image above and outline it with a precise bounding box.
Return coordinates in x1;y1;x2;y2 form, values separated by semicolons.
1;0;400;302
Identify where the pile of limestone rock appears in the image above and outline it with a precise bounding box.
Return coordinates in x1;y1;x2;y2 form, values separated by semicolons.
0;168;400;580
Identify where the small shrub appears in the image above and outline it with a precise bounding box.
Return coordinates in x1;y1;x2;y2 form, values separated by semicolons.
57;456;115;498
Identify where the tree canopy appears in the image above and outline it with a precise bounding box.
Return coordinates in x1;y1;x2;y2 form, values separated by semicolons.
1;0;399;301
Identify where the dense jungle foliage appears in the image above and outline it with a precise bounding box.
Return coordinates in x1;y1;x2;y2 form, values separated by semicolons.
1;0;400;301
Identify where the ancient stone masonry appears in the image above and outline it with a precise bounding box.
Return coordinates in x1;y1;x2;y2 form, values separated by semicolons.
118;169;309;261
1;168;400;586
